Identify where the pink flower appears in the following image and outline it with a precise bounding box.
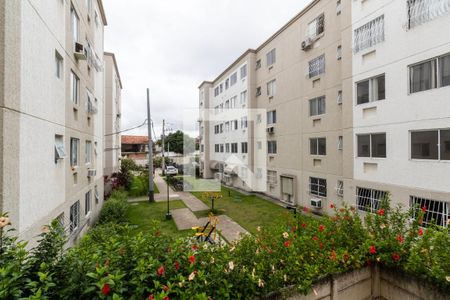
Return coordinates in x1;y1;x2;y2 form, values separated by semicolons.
369;245;377;255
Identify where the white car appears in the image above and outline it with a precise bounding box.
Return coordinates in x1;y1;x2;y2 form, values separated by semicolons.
164;166;178;175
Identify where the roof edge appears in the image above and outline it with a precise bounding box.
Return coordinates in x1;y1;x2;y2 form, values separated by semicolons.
104;52;123;89
97;0;108;26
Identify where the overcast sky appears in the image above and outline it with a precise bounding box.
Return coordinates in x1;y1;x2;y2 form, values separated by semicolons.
103;0;311;138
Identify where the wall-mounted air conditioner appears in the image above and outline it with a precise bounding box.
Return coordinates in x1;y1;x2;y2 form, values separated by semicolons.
74;42;87;60
87;169;97;177
310;198;322;208
301;38;313;51
266;126;275;134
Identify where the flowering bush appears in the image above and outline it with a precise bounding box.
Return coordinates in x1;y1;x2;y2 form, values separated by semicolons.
1;198;449;299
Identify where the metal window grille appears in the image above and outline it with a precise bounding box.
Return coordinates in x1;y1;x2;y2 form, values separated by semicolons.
69;201;80;233
336;180;344;197
356;187;387;213
408;0;450;29
308;54;325;78
309;177;327;197
267;170;278;184
410;196;449;227
353;15;384;53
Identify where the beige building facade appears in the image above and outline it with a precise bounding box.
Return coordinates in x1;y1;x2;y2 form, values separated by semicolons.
0;0;113;246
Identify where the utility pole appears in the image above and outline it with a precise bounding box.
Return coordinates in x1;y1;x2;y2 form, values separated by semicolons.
166;142;171;220
147;88;154;202
162;119;172;220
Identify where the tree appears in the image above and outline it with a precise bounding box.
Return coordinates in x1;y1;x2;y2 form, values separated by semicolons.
163;130;195;154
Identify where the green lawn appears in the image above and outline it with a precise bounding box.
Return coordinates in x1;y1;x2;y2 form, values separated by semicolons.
126;200;190;238
174;175;221;191
192;186;288;234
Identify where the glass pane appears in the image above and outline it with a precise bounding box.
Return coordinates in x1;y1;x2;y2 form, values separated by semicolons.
440;130;450;160
319;97;326;114
310;99;318;116
411;131;438;159
318;138;326;155
357;80;369;104
375;75;385;100
410;61;433;93
371;133;386;158
357;135;370;157
319;178;327;197
310;139;317;155
439;55;450;87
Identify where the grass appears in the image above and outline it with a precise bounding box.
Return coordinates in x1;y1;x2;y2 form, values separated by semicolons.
192;186;288;235
175;175;221;191
126;200;190;238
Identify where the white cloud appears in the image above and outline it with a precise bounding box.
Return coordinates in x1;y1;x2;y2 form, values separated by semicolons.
103;0;311;138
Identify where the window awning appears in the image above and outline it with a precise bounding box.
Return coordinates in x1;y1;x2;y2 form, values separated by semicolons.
224;164;238;175
210;160;219;170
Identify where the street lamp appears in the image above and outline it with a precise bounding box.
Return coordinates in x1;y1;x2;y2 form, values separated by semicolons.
165;142;172;220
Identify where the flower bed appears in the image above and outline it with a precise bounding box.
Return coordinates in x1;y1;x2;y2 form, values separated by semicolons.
0;199;449;299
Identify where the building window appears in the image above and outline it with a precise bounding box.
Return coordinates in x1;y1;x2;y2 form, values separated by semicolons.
407;0;450;29
267;170;277;185
410;196;449;227
256;59;261;70
336;0;342;15
214;87;219;97
214;144;219;153
310;177;327;197
55;51;63;79
85;140;92;164
336;45;342;60
240;90;247;104
268;140;277;154
241;142;248;154
220;144;224;153
71;6;79;42
70;71;80;105
281;176;294;203
409;53;450;93
308;54;325;78
241;117;248;129
337;90;343;105
219;123;223;133
69;200;80;233
230;72;238;86
240;64;247;79
267;110;276;124
411;129;450;160
85;190;91;215
309;96;326;116
353;15;384;54
95;186;99;204
233;120;238;130
356;187;387;213
267;79;276;97
338;136;343;150
55;213;64;228
336;180;344;197
266;48;276;66
256;86;262;97
356;74;385;104
225;143;230;153
357;133;386;158
307;13;325;39
225;79;229;90
55;135;66;163
70;138;80;166
231;143;238;153
310;138;326;155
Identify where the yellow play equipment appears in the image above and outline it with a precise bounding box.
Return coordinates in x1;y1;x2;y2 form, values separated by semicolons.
192;213;219;244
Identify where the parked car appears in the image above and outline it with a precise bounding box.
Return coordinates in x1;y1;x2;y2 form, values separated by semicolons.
163;166;178;176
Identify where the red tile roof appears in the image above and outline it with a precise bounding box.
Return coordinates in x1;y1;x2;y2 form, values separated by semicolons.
121;135;149;145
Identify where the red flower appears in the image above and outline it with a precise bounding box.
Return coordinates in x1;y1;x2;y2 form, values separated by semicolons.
392;253;401;262
396;235;404;244
330;203;335;209
377;209;385;216
189;255;195;264
319;242;324;249
421;206;427;213
283;240;291;247
191;245;199;251
148;295;153;300
312;236;318;241
164;297;169;300
329;250;337;261
301;223;307;228
303;207;309;212
369;245;377;254
174;261;180;270
163;285;169;292
157;265;165;276
101;283;110;296
318;224;325;232
418;228;424;236
290;226;296;232
339;208;345;213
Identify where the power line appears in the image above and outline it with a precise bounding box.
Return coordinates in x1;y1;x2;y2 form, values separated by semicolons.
104;119;148;136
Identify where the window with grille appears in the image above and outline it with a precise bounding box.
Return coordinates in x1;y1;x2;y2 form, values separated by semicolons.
310;138;326;155
266;48;276;66
336;180;344;197
215;144;219;152
353;15;384;53
267;80;276;97
357;133;386;158
309;96;326;116
410;196;449;227
310;177;327;197
308;54;325;78
357;74;385;104
69;200;80;233
267;170;277;184
230;72;237;86
356;187;387;213
409;53;450;93
407;0;450;29
268;141;277;154
411;129;450;160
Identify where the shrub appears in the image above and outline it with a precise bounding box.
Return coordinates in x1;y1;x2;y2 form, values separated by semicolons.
128;174;149;197
98;190;129;225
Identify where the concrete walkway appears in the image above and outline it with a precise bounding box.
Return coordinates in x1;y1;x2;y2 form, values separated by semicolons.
199;215;249;243
171;208;199;230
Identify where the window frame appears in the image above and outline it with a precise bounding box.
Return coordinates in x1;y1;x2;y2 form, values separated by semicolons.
85;190;91;215
308;54;325;78
356;187;387;213
356;133;387;158
310;137;327;156
410;195;449;228
409;53;450;94
85;140;92;164
267;140;277;154
266;48;276;67
70;71;80;105
70;138;80;167
69;200;80;234
410;129;450;161
356;74;385;105
267;79;276;97
309;177;327;197
309;96;326;116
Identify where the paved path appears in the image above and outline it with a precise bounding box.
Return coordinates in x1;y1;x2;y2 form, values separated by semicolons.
199;215;249;243
177;191;209;212
171;208;199;230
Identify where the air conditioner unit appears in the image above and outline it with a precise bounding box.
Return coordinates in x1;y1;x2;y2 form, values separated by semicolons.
301;38;313;51
87;169;97;177
74;42;87;60
310;198;322;208
266;126;275;134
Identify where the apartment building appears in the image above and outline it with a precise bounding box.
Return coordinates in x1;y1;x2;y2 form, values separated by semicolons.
351;0;450;226
0;0;110;246
199;0;450;225
104;52;122;177
199;0;352;212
